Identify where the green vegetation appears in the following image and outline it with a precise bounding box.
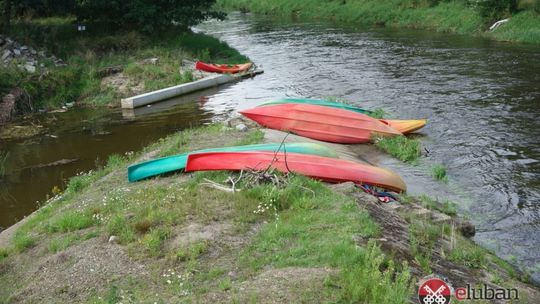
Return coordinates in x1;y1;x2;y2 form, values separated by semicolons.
218;0;540;44
431;163;448;182
419;195;458;216
374;135;422;163
0;17;248;110
368;108;386;119
0;124;533;301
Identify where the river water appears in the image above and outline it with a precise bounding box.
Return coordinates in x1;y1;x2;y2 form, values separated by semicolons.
1;12;539;281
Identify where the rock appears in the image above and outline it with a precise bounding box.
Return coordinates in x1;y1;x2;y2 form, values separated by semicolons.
24;64;36;73
2;49;11;61
455;219;476;238
108;236;119;244
30;49;37;55
38;51;46;57
65;102;75;108
328;182;358;195
142;57;159;65
20;46;28;51
431;212;452;224
235;123;248;132
13;48;21;56
96;65;123;78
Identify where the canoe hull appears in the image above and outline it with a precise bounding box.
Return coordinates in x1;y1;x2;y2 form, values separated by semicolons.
240;104;402;144
381;119;427;134
185;151;406;192
128;142;338;182
260;98;373;115
195;61;253;74
260;99;426;134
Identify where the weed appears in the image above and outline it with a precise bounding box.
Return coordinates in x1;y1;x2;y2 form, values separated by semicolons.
46;211;95;233
449;242;487;269
218;277;232;291
13;231;35;252
431;164;448;182
176;241;209;261
368;108;386;119
374;135;421;163
106;215;136;243
0;248;8;262
142;227;171;256
47;235;79;253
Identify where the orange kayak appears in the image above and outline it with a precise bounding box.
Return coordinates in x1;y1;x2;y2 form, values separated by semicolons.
185;151;407;192
240;103;402;144
381;119;427;134
195;61;253;74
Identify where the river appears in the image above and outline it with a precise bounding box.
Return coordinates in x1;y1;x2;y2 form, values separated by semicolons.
1;12;539;281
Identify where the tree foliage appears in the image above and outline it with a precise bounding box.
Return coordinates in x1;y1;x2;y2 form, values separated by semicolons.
75;0;224;33
1;0;224;33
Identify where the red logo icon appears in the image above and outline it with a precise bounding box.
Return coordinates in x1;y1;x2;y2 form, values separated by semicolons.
418;276;452;304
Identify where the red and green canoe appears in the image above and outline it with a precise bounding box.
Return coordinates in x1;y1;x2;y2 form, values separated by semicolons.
195;61;253;74
185;151;406;192
240;103;402;144
259;98;427;134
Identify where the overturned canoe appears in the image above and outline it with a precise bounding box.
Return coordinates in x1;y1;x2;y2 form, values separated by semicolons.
195;61;253;74
240;103;402;144
260;98;374;115
260;99;426;134
127;142;338;182
185;151;406;192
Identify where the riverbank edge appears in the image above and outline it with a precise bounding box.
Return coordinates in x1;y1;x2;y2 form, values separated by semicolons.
0;18;249;129
216;0;540;44
0;121;538;302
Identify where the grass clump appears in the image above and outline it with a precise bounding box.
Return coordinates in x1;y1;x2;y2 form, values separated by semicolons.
142;227;171;257
374;135;421;163
0;248;9;262
13;231;35;252
47;235;80;253
46;211;95;233
368;108;386;119
418;195;457;216
431;164;448;182
449;241;487;269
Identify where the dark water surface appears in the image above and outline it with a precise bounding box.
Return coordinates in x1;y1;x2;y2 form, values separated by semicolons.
1;12;539;281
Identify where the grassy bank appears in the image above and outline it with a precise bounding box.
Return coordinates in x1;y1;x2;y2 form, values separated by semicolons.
217;0;540;44
0;17;248;110
0;123;537;302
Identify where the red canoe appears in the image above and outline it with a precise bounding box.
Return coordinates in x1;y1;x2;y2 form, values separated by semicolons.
185;151;406;192
195;61;253;74
240;104;402;143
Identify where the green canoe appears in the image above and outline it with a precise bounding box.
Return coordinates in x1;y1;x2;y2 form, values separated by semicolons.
259;98;373;115
128;142;338;182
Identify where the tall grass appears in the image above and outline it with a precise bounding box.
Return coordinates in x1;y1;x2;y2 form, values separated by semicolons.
374;135;421;163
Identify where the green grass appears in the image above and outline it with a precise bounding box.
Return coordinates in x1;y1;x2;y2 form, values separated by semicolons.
374;135;422;163
418;195;457;216
218;0;540;44
1;17;249;110
431;164;448;182
47;235;80;253
449;241;488;269
0;248;8;262
368;108;386;119
13;231;35;252
240;175;412;302
46;211;95;233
